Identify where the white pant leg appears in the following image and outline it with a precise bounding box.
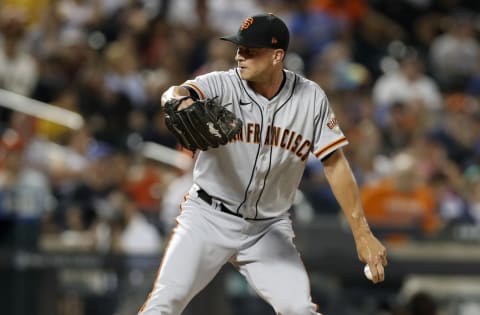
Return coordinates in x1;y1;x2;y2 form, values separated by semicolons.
234;218;322;315
138;203;235;315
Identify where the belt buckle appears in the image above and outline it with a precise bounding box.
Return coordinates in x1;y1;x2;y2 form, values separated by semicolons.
197;188;243;218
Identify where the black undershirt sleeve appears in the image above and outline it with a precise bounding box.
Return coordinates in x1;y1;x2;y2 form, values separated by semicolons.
183;85;200;100
320;150;335;162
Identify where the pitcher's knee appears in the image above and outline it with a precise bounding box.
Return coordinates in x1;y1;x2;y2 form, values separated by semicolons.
138;283;191;315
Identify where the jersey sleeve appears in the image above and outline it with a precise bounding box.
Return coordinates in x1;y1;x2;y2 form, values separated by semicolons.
181;71;224;100
311;93;349;160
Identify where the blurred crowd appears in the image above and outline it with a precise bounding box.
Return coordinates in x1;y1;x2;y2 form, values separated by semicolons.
1;1;480;315
0;0;479;257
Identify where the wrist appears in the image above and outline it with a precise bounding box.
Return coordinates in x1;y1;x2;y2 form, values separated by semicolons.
353;227;372;240
350;215;372;239
161;86;189;107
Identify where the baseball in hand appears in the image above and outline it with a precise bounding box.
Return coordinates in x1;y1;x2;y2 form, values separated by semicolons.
364;264;373;280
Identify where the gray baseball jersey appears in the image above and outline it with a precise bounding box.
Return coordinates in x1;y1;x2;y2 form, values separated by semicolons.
184;68;348;219
139;68;347;315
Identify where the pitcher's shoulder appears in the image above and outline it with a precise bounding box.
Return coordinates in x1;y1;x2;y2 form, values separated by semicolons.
291;73;327;99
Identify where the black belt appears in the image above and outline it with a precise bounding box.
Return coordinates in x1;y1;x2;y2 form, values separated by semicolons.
197;189;243;218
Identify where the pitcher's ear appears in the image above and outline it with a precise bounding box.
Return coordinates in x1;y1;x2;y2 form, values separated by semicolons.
273;49;284;63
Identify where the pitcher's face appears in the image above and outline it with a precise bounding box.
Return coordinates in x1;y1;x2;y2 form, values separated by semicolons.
235;46;278;82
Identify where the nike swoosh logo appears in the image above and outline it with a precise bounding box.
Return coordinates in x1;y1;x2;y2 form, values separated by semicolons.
239;100;251;106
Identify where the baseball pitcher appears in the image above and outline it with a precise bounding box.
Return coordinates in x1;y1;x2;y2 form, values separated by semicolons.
139;13;387;315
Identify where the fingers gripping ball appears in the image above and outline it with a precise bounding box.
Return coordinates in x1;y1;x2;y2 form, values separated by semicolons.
364;264;373;280
164;96;243;151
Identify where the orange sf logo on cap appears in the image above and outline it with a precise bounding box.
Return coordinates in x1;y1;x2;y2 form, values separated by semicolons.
240;17;254;30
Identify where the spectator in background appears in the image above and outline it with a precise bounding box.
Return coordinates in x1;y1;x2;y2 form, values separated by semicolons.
2;0;51;27
361;151;442;242
30;25;92;99
287;0;351;74
166;0;264;34
308;0;368;23
111;190;163;315
428;171;472;227
310;40;371;94
46;203;96;251
407;132;474;227
2;110;37;145
26;3;61;60
112;190;162;255
35;87;81;143
428;93;479;169
379;101;419;154
162;24;207;81
429;9;480;91
24;126;93;194
141;18;171;70
123;158;164;213
104;38;148;108
73;52;133;147
56;27;93;79
0;129;55;249
193;38;236;75
371;49;444;156
56;0;101;33
0;6;38;96
345;0;406;79
51;141;117;237
156;0;261;77
410;133;465;191
373;47;442;114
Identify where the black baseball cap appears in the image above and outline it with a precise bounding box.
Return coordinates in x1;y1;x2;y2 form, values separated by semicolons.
220;13;289;51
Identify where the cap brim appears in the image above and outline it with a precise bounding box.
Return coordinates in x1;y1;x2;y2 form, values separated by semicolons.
220;34;267;48
220;34;241;44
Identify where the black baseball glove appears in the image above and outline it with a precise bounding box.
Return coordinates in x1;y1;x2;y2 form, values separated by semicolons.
163;96;243;151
